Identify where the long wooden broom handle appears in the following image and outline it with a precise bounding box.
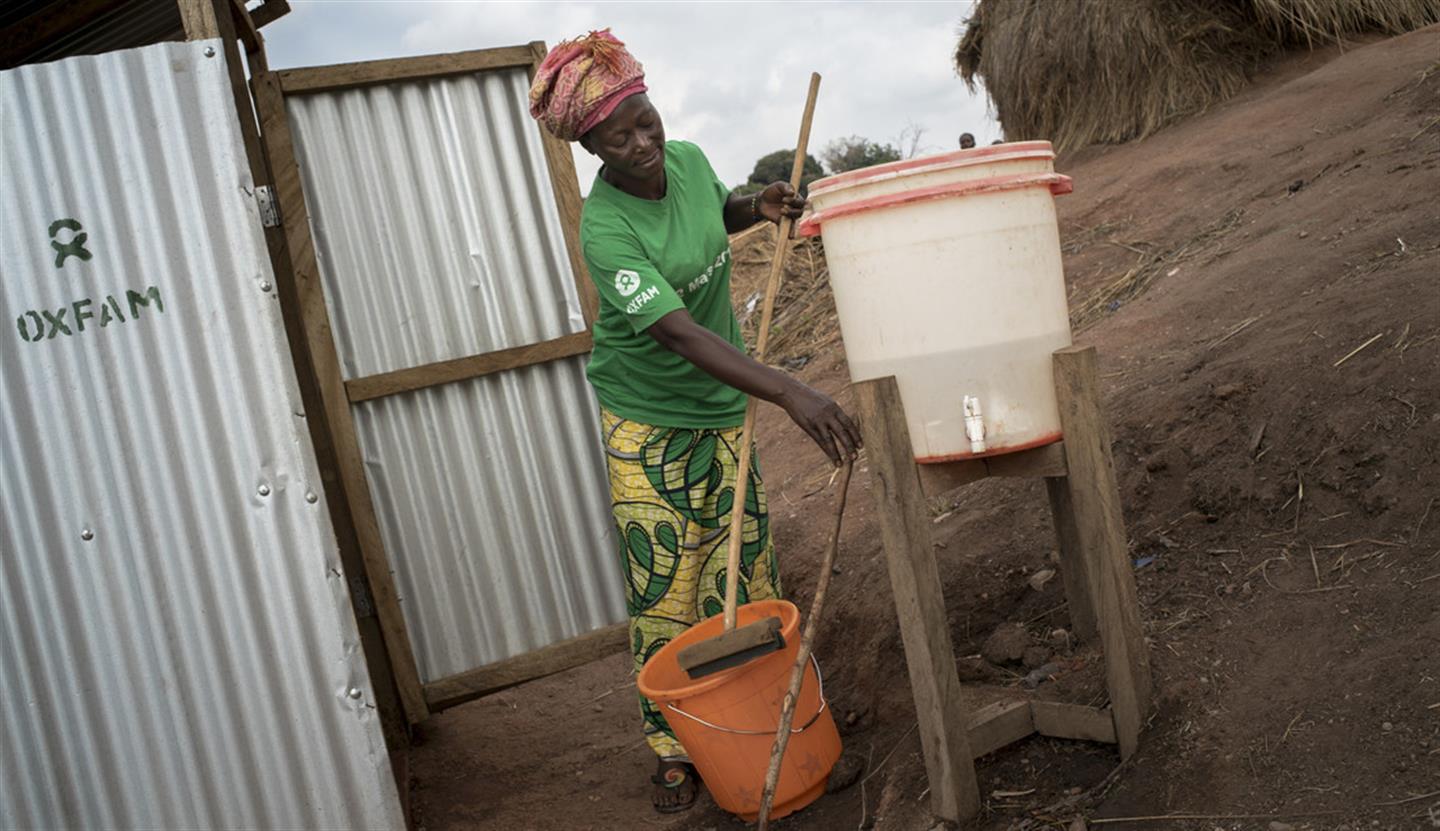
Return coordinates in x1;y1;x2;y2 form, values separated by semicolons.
757;459;852;830
723;72;823;632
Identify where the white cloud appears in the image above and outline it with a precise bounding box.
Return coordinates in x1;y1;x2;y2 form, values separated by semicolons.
263;1;996;192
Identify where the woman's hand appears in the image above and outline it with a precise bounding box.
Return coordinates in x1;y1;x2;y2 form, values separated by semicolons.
645;310;861;465
776;379;862;467
758;182;807;224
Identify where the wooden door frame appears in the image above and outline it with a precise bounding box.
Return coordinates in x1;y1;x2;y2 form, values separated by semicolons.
178;0;429;731
178;0;431;729
250;42;622;720
267;43;599;407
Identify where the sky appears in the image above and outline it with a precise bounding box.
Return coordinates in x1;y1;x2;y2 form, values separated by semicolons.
260;0;998;193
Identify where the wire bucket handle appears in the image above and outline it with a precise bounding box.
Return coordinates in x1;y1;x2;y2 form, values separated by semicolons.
663;654;829;736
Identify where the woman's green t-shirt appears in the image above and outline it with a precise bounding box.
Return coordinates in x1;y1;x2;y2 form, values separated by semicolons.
580;140;748;429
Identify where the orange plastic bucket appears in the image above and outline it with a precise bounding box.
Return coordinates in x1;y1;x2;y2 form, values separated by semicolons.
636;599;841;821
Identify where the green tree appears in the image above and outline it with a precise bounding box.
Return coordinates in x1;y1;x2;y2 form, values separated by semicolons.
747;149;825;196
820;136;902;174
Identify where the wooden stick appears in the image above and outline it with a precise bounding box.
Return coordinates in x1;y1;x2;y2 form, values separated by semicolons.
1374;788;1440;806
1091;811;1343;825
756;459;852;830
722;72;822;631
1332;332;1384;367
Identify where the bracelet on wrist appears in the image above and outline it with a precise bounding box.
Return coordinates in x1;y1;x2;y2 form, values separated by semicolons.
750;192;762;224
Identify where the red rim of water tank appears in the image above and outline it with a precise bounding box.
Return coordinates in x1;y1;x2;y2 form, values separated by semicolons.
915;431;1064;465
797;171;1073;238
806;140;1056;198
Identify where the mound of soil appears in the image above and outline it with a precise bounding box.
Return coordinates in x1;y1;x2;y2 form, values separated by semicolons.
408;27;1439;831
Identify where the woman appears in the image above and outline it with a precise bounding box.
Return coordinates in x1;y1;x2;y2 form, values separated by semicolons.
530;30;861;813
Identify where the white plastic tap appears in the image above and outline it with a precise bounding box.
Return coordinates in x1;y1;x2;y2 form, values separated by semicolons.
963;396;987;455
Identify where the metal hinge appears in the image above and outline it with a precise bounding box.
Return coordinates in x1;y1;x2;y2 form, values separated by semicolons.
255;185;281;228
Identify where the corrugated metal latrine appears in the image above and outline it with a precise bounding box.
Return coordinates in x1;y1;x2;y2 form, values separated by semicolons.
0;42;403;829
284;67;627;683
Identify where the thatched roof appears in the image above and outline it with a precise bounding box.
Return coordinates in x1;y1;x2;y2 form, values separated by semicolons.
956;0;1440;153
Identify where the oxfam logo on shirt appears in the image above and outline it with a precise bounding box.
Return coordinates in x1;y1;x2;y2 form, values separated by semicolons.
615;269;641;297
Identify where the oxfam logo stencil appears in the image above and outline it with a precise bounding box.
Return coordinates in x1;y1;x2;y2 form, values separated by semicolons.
50;218;92;269
615;269;641;297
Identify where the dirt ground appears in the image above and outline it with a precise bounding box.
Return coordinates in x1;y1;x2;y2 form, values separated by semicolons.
408;27;1440;831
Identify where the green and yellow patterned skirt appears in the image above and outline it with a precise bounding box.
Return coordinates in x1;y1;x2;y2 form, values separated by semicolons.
601;408;783;760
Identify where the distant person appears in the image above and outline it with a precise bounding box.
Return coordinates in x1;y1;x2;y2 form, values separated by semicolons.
529;28;861;815
959;131;976;149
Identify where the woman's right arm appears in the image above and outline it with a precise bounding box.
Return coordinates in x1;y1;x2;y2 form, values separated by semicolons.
647;309;861;466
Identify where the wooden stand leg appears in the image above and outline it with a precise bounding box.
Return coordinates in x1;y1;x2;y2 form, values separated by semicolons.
1052;347;1152;757
1045;477;1100;643
854;377;980;821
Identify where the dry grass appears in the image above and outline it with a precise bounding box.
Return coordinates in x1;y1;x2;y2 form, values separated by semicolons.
730;226;841;366
729;207;1247;362
956;1;1269;154
1250;0;1440;44
956;0;1440;154
1070;209;1246;330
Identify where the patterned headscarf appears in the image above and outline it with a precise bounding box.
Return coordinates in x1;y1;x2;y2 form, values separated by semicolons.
528;29;648;142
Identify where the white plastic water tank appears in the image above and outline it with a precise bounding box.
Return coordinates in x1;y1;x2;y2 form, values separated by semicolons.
797;142;1074;463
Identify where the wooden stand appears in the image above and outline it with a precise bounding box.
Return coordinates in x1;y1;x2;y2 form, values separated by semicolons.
852;346;1151;822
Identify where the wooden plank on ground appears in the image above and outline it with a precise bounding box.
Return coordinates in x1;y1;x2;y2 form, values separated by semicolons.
277;44;536;94
1045;476;1100;642
526;41;600;327
854;376;981;822
345;331;593;403
966;700;1035;759
424;623;630;711
1052;346;1152;757
253;68;430;724
1030;701;1117;744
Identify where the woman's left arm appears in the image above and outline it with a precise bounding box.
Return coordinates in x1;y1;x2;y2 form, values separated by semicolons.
722;182;807;234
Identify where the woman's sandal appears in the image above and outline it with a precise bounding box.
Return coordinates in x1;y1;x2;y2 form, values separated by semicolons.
650;759;699;814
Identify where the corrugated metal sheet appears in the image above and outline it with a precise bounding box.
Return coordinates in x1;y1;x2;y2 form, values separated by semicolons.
0;41;403;829
284;67;625;683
